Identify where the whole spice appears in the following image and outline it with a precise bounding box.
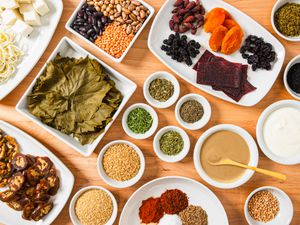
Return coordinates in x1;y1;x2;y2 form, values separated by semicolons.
75;189;113;225
160;189;188;214
180;100;204;123
94;23;134;58
127;107;153;134
179;205;208;225
274;3;300;37
139;197;164;223
248;190;279;222
287;63;300;94
149;78;174;102
159;131;184;156
102;144;140;181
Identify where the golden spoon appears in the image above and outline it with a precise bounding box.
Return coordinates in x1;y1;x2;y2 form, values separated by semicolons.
208;157;286;181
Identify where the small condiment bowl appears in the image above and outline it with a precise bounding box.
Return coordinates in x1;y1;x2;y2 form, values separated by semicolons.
69;186;118;225
122;103;159;139
256;100;300;165
153;126;190;163
244;186;293;225
97;140;145;188
283;55;300;100
271;0;300;42
193;124;259;189
143;71;180;109
175;93;211;130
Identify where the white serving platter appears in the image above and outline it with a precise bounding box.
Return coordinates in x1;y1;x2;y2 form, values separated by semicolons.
119;176;228;225
0;120;74;225
65;0;154;63
16;37;137;157
0;0;63;101
148;0;285;107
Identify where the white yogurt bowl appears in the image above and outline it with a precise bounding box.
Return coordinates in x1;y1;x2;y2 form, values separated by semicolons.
283;55;300;100
175;94;211;130
244;186;293;225
143;71;180;109
69;186;118;225
153;126;190;163
256;100;300;165
193;124;259;189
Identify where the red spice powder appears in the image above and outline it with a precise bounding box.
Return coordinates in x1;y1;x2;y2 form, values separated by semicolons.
139;197;164;223
160;189;188;214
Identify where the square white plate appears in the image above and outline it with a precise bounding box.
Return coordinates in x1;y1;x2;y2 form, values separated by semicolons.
0;0;63;101
148;0;286;107
16;37;137;156
0;120;74;225
65;0;154;63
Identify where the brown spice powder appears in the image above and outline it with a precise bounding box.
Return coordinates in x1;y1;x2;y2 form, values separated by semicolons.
179;205;208;225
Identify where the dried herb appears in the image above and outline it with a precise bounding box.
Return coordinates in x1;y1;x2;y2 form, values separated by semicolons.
159;131;184;156
127;108;153;134
180;100;204;123
149;78;174;102
287;63;300;94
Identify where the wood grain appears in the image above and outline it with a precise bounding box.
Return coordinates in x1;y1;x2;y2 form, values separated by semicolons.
0;0;299;224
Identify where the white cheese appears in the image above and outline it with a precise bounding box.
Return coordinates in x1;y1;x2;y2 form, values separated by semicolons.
19;3;34;14
32;0;49;16
1;9;22;25
23;10;41;26
16;0;32;3
1;0;20;9
11;19;34;36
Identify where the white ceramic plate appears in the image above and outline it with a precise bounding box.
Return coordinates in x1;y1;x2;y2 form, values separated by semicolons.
0;120;74;225
0;0;63;101
148;0;285;107
119;176;228;225
16;37;137;157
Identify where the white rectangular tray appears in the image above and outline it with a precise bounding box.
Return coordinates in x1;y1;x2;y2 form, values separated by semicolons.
148;0;285;107
0;120;74;225
16;37;137;156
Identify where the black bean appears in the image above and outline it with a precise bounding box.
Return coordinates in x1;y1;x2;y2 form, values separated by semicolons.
86;6;96;12
79;27;88;32
79;31;89;39
93;25;99;34
88;15;93;24
101;16;107;24
77;10;84;18
87;29;95;37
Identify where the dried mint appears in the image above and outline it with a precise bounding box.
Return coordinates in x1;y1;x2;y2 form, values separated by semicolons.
127;108;153;134
149;78;174;102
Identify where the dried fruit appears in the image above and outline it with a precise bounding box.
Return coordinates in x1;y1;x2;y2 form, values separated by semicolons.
221;26;244;55
223;19;239;29
209;25;228;51
204;8;226;32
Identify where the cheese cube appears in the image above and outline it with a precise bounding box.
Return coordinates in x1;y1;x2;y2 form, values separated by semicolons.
16;0;32;3
19;3;34;14
32;0;49;16
11;19;34;36
1;9;22;25
23;10;41;26
1;0;19;9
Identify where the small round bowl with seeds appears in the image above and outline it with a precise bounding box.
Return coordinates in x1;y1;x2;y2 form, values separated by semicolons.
153;126;190;163
244;186;293;225
175;93;211;130
69;186;118;225
143;71;180;109
97;140;145;188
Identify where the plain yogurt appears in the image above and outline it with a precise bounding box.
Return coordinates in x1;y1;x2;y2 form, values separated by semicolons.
158;214;182;225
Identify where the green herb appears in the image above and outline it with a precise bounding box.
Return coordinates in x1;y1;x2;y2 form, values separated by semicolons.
149;78;174;102
127;108;153;134
28;54;123;145
180;100;204;123
159;131;184;156
274;3;300;37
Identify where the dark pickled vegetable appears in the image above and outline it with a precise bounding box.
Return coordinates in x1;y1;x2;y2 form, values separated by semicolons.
11;153;28;171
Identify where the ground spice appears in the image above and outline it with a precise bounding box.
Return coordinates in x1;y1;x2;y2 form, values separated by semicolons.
102;144;140;181
179;205;208;225
149;78;174;102
248;190;279;222
180;100;204;123
139;197;164;223
75;189;113;225
287;63;300;94
159;131;184;156
94;23;134;58
160;189;188;214
127;107;153;134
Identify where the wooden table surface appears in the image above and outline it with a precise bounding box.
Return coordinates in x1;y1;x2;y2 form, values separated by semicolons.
1;0;300;224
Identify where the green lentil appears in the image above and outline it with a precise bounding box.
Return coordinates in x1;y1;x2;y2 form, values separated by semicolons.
159;131;184;156
127;107;153;134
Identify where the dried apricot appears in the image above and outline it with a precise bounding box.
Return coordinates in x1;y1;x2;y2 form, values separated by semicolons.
223;19;239;29
204;8;226;33
221;26;244;55
209;25;228;52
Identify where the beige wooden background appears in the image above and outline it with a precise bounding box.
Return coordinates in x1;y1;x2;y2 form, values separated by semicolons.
0;0;299;224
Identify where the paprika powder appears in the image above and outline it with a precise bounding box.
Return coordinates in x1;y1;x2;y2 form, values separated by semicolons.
139;197;164;223
160;189;188;214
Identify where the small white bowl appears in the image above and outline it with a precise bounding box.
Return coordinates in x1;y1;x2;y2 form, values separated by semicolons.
153;126;190;163
256;100;300;165
193;124;259;189
122;103;158;139
175;94;211;130
69;186;118;225
244;186;293;225
97;140;145;188
143;71;180;109
271;0;300;42
283;55;300;100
